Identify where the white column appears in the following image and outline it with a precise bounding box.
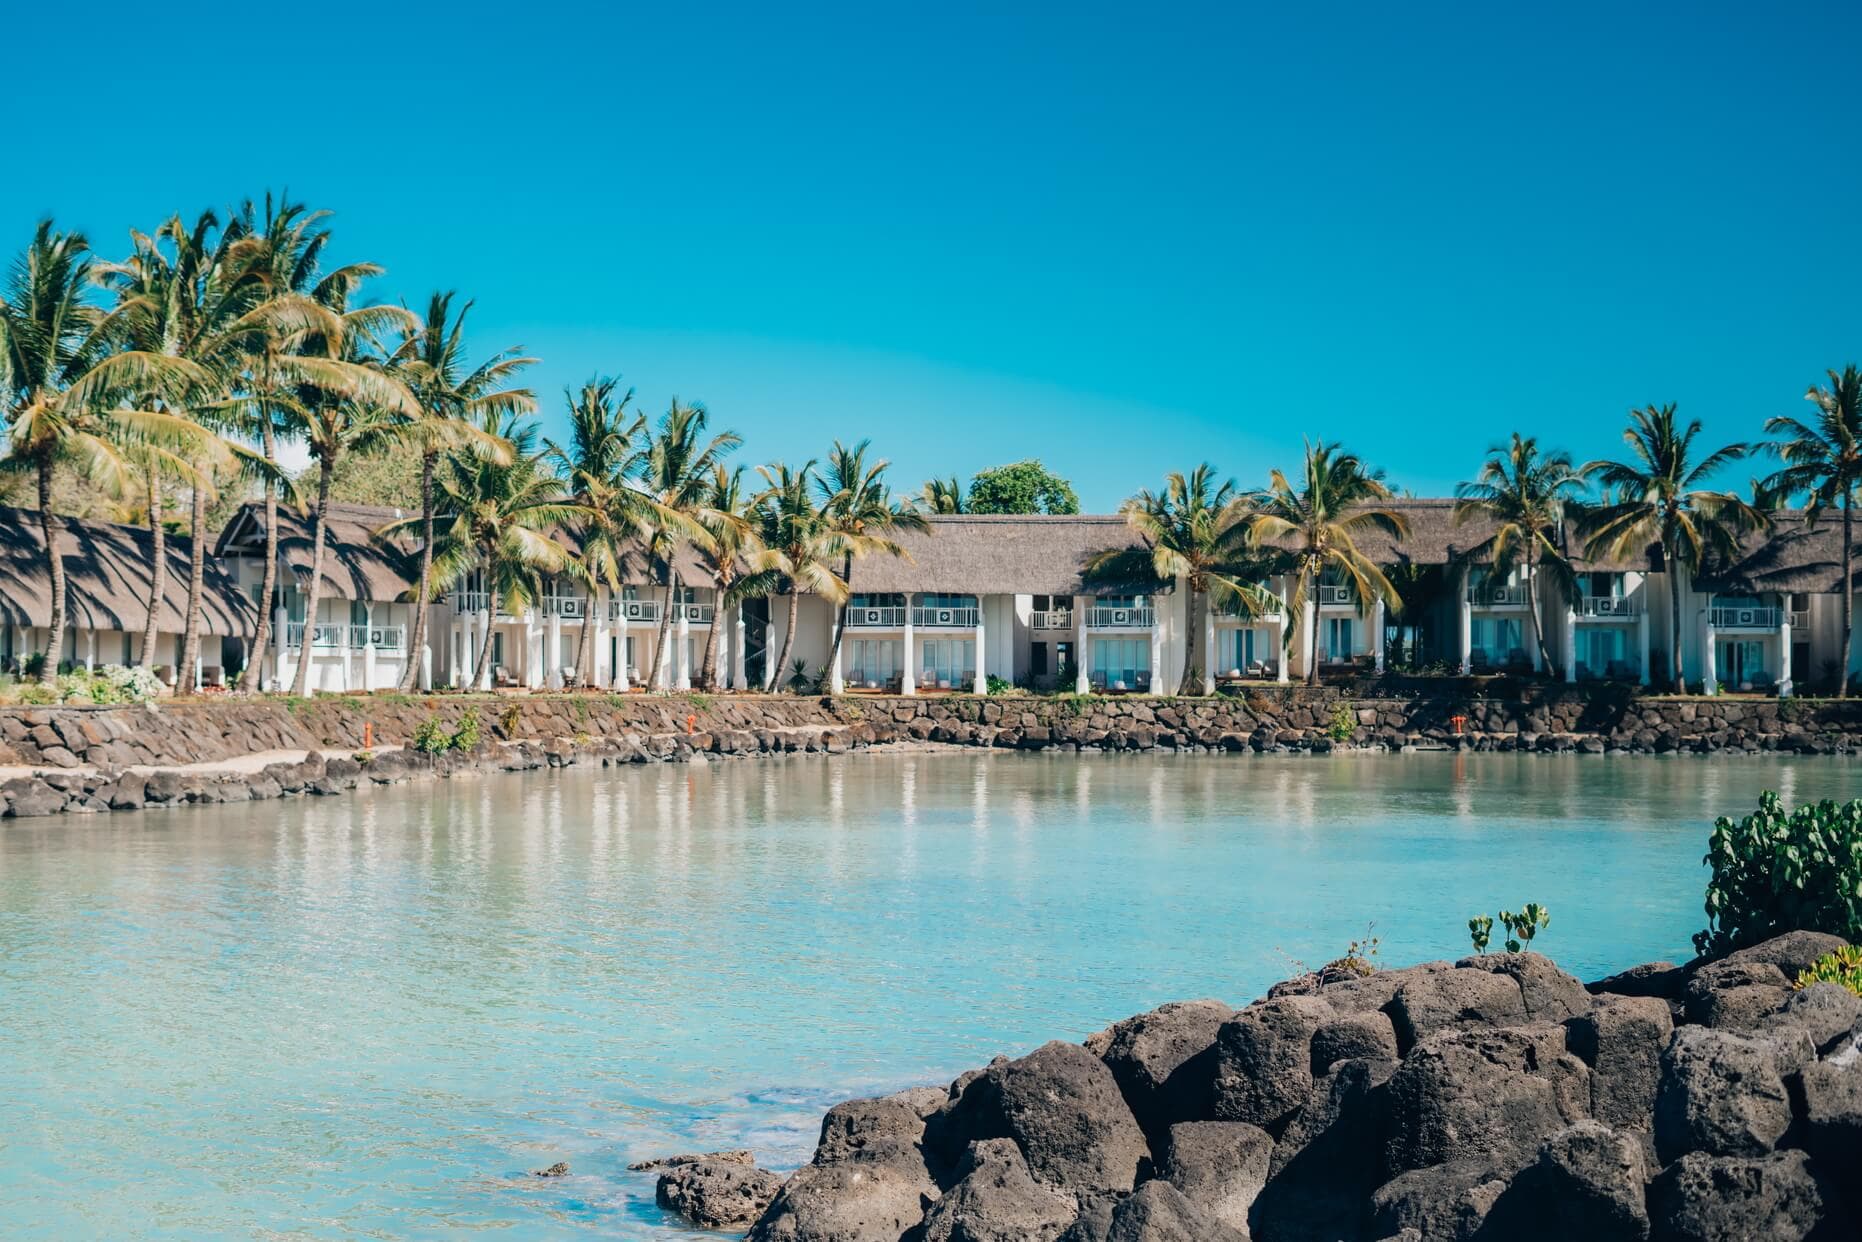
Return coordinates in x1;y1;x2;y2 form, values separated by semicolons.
1563;608;1577;683
546;609;563;689
1372;597;1386;674
1076;624;1092;693
1275;585;1289;683
592;602;609;688
1778;611;1793;697
654;619;672;688
1702;611;1718;695
901;606;916;696
420;641;432;692
1637;609;1650;686
363;604;378;691
1149;597;1165;696
84;628;95;672
1458;598;1473;675
1202;596;1216;694
615;611;630;691
274;603;289;690
973;607;987;695
335;614;350;692
676;609;692;691
1304;599;1318;679
476;607;494;691
731;607;747;691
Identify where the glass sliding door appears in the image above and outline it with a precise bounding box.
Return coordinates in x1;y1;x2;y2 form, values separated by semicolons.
1091;637;1151;690
919;639;974;689
850;639;900;687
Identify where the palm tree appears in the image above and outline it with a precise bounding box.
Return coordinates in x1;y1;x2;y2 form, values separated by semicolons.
752;460;848;692
637;400;740;690
1582;404;1765;690
817;439;925;691
387;293;535;691
1087;464;1276;694
0;222;210;682
1246;441;1409;686
1762;366;1862;695
545;376;660;686
385;414;584;690
693;464;777;690
919;475;965;514
222;194;385;691
1453;434;1586;673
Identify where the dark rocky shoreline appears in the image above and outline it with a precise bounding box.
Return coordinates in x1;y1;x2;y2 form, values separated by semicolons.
648;933;1862;1240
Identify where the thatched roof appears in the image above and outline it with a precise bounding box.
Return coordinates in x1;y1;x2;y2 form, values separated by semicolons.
847;515;1153;595
1694;510;1851;595
218;501;422;601
0;506;254;635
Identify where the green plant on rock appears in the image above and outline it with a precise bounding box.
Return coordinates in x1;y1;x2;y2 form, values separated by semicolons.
450;709;481;752
688;692;712;711
1795;946;1862;997
1326;702;1356;742
1468;914;1494;955
1697;790;1862;955
1497;903;1550;953
411;714;451;754
498;702;523;739
985;674;1013;695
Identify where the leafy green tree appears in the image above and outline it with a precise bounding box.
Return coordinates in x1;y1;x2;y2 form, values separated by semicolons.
752;460;847;691
1453;434;1586;672
818;439;925;688
0;221;212;681
638;400;739;690
1582;404;1765;690
1762;366;1862;695
966;459;1080;514
1087;464;1276;694
1246;441;1409;686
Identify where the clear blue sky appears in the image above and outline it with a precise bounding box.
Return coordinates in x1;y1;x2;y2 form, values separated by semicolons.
6;2;1858;510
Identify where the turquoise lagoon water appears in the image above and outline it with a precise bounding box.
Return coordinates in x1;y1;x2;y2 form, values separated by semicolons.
3;750;1860;1239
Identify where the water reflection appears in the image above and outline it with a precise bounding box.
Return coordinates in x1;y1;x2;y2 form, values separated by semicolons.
2;751;1860;1240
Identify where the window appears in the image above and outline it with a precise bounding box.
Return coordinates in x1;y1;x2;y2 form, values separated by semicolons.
1091;637;1150;688
849;593;905;609
1581;628;1628;678
491;632;506;667
350;599;369;627
1585;572;1622;598
1031;642;1049;675
1220;628;1257;674
850;639;900;685
1718;639;1766;685
920;638;974;687
1470;617;1524;665
1095;594;1141;608
1325;617;1354;659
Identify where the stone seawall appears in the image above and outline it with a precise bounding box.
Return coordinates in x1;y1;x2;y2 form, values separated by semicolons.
5;684;1862;774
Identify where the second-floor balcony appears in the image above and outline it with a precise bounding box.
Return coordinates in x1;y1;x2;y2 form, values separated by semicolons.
450;590;521;619
847;605;907;628
913;605;979;628
542;594;590;619
1316;584;1356;607
610;597;661;624
1087;604;1154;629
1790;608;1809;629
672;602;715;624
1467;583;1531;607
1577;595;1639;619
286;622;405;651
1710;605;1782;630
1031;608;1074;630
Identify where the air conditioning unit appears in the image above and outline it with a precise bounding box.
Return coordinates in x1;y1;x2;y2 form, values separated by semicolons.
865;609;882;624
937;609;953;625
1491;588;1510;603
1738;609;1755;626
627;602;645;619
1113;609;1129;625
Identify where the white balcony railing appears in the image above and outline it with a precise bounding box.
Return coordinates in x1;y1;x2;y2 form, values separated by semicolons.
913;605;979;628
1578;595;1638;618
1710;605;1782;629
847;606;907;627
452;590;489;615
284;623;403;651
1087;605;1154;629
610;598;661;624
357;625;405;650
1317;585;1356;607
1031;609;1074;630
543;594;589;619
673;603;715;624
285;622;344;649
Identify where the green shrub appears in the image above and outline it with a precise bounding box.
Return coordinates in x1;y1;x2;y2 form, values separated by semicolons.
1696;791;1862;956
1796;946;1862;997
986;674;1013;695
450;709;481;752
1499;903;1550;953
1468;914;1494;954
410;715;451;754
1325;702;1356;742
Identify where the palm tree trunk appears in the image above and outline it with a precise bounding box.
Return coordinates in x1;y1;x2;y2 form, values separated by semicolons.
291;460;334;696
768;590;800;693
648;565;677;691
1525;546;1553;673
398;450;437;692
177;480;209;692
698;581;725;691
471;581;502;689
37;459;65;684
140;471;168;673
824;552;853;687
1841;495;1853;697
573;593;595;688
240;413;279;692
1179;589;1200;695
